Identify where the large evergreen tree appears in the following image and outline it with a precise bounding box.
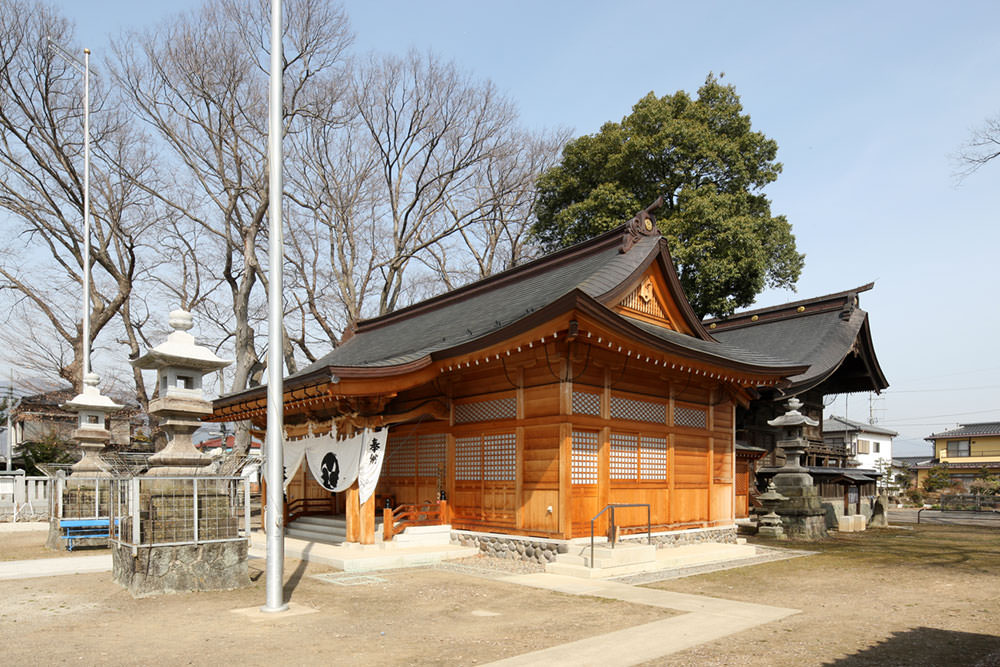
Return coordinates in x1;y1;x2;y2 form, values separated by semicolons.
532;74;804;317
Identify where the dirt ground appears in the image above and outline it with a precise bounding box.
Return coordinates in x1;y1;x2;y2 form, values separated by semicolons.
0;530;671;666
3;524;1000;666
648;524;1000;667
0;530;101;561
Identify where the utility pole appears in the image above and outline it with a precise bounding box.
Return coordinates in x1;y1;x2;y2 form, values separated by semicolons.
4;370;11;471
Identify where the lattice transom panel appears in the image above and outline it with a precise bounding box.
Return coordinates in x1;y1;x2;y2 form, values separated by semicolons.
610;396;666;424
455;436;481;481
484;433;516;481
454;397;516;424
610;432;639;480
417;434;446;477
674;406;707;429
572;391;601;416
386;436;417;477
640;436;668;481
571;431;599;484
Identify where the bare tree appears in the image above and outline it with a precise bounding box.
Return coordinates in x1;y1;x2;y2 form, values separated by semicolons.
0;0;155;394
956;113;1000;180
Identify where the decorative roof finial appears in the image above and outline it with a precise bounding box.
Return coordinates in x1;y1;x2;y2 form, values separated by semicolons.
622;196;665;253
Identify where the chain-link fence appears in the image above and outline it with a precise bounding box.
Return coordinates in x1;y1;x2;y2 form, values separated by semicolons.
110;476;250;553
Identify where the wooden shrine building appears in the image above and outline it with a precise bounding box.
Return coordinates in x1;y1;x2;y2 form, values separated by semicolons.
213;208;808;545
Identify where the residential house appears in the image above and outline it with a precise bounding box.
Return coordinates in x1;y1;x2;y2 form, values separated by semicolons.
915;422;1000;491
822;415;896;474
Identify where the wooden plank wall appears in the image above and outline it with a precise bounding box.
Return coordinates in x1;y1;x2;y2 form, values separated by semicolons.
376;343;737;539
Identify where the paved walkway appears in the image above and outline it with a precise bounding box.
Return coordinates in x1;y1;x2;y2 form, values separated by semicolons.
0;554;112;580
485;573;799;666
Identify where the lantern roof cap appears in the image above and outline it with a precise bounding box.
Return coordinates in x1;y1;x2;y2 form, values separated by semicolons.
62;372;123;412
767;397;818;428
132;309;231;372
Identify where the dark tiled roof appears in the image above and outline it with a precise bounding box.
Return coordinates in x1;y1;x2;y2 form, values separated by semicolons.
894;456;933;467
707;285;888;395
823;415;898;437
927;422;1000;440
290;227;797;380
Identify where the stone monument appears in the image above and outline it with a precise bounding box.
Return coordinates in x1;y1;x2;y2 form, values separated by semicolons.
112;309;249;596
754;481;788;540
766;398;829;540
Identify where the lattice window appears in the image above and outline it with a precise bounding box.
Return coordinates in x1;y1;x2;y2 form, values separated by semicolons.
674;406;707;429
417;434;446;477
610;432;639;480
610;396;666;424
572;391;601;416
455;436;481;481
571;430;599;484
454;397;516;424
386;435;417;477
483;433;516;481
640;436;668;481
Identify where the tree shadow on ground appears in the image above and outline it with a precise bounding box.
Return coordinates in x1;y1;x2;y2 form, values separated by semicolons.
825;627;1000;666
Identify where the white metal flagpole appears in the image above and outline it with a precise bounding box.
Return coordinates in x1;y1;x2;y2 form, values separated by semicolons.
82;47;91;381
262;0;288;613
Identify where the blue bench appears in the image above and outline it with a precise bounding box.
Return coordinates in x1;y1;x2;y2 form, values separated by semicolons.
60;518;114;551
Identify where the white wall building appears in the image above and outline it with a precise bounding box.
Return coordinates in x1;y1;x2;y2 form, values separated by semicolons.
823;415;897;483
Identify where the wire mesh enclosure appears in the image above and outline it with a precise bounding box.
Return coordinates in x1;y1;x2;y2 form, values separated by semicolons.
110;476;251;552
51;477;112;520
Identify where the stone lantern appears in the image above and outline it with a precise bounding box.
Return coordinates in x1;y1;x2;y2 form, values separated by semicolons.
764;398;828;540
63;372;123;475
131;309;231;475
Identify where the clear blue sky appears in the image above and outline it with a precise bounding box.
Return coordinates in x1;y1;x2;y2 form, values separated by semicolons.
57;0;1000;456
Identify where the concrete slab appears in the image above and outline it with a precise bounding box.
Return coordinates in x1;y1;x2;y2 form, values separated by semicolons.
0;521;49;533
489;572;798;666
230;602;319;621
248;531;479;572
0;554;111;580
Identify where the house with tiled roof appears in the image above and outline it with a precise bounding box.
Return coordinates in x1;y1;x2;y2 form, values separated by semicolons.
823;416;897;472
914;422;1000;491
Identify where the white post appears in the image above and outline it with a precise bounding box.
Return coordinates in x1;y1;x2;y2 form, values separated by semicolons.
262;0;288;613
193;478;199;544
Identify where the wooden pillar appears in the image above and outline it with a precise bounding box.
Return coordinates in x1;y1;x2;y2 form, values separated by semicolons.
559;421;572;539
360;491;375;545
345;480;360;543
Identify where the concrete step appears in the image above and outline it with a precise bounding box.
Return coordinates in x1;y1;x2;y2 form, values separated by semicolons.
546;542;757;579
286;525;346;545
555;542;657;568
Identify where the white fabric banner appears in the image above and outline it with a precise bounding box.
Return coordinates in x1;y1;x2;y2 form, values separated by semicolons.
262;437;305;491
263;426;387;505
358;428;386;505
304;430;363;493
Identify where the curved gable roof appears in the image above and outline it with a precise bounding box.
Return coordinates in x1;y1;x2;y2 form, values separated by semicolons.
707;284;889;396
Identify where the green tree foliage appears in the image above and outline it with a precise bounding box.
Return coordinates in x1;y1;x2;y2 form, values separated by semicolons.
532;74;804;317
19;433;75;476
922;464;953;493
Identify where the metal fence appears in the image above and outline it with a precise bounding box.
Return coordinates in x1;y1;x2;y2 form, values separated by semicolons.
52;476;113;520
110;476;251;554
0;475;51;521
939;493;1000;512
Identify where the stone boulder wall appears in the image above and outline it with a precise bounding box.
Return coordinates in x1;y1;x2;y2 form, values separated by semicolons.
112;541;249;597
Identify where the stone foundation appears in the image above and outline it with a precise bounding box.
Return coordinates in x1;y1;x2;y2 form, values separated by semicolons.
452;530;562;565
631;525;738;548
112;540;250;597
453;525;738;564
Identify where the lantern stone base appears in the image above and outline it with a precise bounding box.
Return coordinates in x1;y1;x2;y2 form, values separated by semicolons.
112;541;249;597
771;488;829;541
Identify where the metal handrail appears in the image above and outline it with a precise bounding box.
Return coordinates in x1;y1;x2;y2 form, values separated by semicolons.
589;503;651;569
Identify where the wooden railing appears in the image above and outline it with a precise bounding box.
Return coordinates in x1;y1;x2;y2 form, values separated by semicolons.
383;500;449;541
284;496;335;526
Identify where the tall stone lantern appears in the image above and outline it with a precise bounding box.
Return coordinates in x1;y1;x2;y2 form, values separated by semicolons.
132;309;231;475
63;372;123;475
765;398;829;540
